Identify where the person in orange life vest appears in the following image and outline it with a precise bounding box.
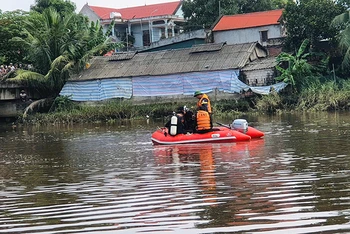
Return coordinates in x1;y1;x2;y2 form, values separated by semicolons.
194;90;213;128
194;105;212;133
193;91;212;114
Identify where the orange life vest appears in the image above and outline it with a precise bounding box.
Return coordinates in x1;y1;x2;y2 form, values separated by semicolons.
196;110;211;131
197;94;212;114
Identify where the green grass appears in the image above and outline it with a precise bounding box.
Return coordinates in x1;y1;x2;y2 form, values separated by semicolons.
18;98;252;125
17;78;350;125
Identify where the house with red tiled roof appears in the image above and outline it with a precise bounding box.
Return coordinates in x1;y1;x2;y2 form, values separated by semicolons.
212;9;285;55
80;1;185;49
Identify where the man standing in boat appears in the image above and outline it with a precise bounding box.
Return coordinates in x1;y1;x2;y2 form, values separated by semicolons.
194;91;213;129
194;91;212;114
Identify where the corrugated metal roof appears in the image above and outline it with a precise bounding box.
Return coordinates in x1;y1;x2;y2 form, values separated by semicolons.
71;42;269;81
89;1;181;20
108;52;136;61
242;57;277;71
213;9;283;32
190;42;225;53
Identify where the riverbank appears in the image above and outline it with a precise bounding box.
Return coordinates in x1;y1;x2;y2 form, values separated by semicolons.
12;97;254;125
8;78;350;126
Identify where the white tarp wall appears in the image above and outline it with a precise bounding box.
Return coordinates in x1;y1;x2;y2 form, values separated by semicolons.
60;69;287;101
60;79;132;101
133;70;242;96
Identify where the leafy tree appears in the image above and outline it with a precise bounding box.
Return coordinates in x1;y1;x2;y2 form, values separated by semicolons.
275;39;314;92
332;11;350;70
31;0;76;15
236;0;288;14
0;10;29;64
8;8;119;97
283;0;346;52
182;0;287;31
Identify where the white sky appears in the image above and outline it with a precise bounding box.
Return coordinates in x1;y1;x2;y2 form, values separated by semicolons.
1;0;176;13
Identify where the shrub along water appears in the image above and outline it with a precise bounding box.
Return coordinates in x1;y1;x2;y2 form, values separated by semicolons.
255;79;350;113
18;77;350;125
18;97;252;125
296;79;350;111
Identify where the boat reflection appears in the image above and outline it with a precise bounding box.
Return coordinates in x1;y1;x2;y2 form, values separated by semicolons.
153;139;265;205
153;139;265;165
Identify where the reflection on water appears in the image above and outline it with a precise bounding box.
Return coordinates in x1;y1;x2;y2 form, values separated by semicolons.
1;112;350;233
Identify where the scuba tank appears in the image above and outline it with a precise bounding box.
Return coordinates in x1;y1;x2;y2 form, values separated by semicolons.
169;114;178;136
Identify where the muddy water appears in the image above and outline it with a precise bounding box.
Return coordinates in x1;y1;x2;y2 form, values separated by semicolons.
1;112;350;233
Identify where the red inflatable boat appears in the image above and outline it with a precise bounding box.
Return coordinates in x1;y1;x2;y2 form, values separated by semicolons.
151;119;264;145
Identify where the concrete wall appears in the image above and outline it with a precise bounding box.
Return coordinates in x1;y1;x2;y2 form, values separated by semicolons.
213;25;282;45
79;5;100;23
149;29;206;48
244;68;275;86
0;84;26;100
0;101;26;117
0;84;34;117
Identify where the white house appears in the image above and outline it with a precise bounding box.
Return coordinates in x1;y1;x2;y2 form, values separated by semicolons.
79;1;185;49
212;9;285;55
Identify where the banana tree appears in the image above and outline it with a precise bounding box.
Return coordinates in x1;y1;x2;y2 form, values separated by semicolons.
275;39;313;92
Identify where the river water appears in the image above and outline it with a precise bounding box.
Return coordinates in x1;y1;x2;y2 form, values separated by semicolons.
1;112;350;233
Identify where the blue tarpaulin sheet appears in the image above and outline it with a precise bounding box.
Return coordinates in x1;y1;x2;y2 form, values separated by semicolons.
60;69;287;101
60;78;132;101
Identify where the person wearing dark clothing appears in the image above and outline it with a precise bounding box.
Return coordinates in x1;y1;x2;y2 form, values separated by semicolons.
182;106;195;133
20;90;27;102
165;110;186;136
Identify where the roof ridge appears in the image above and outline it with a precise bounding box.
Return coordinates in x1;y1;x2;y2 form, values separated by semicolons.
89;1;181;11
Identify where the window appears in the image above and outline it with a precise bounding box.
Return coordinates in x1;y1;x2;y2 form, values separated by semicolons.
260;30;268;43
143;30;150;46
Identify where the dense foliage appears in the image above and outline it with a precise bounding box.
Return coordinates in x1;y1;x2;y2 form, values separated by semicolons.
0;10;29;64
182;0;288;30
2;0;350;120
332;11;350;71
31;0;76;15
2;1;119;97
282;0;346;52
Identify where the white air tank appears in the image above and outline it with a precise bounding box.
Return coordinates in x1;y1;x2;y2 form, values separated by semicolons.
169;115;178;136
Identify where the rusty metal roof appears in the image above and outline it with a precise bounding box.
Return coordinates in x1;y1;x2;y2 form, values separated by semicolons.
71;42;268;81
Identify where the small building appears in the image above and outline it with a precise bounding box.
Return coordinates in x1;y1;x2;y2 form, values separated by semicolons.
0;83;31;117
241;57;277;86
212;9;285;56
60;42;286;102
79;1;185;50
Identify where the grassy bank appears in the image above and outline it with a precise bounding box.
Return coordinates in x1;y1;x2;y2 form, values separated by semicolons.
18;98;252;125
255;79;350;113
16;78;350;125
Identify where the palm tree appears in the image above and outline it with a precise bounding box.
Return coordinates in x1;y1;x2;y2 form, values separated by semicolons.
332;11;350;70
8;8;119;97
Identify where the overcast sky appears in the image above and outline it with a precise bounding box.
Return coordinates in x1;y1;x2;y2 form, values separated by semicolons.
1;0;176;13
